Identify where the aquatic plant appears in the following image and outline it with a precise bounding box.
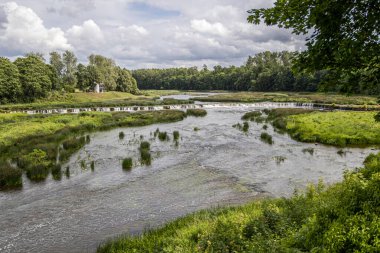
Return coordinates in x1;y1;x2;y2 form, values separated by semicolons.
80;160;86;169
260;132;273;145
91;161;95;171
140;141;151;150
0;164;22;189
263;125;268;130
158;132;169;141
51;164;62;180
65;166;70;178
274;156;286;164
242;111;262;121
86;135;91;144
119;131;125;140
140;149;151;166
122;158;133;170
173;131;180;141
194;127;200;131
243;122;249;132
186;109;207;117
302;148;315;155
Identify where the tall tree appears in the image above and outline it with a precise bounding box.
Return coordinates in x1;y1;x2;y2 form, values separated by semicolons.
88;54;118;90
62;50;78;92
248;0;380;93
49;51;64;90
0;57;22;103
115;67;139;94
15;55;52;101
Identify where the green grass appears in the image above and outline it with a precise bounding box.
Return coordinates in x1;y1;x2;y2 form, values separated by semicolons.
242;111;262;121
0;91;193;112
97;153;380;253
186;109;207;117
0;110;186;189
158;132;169;141
287;111;380;146
122;158;133;170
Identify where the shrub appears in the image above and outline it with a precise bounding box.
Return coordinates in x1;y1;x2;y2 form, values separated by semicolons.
186;109;207;117
260;132;274;144
122;158;133;170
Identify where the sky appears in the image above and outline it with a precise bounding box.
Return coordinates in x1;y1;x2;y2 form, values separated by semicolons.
0;0;306;69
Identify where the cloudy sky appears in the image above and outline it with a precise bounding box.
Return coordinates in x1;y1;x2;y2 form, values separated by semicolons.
0;0;306;69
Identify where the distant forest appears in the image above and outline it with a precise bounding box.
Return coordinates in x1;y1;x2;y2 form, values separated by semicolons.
0;50;378;104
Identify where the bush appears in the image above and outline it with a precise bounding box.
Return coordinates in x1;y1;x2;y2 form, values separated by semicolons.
122;158;133;170
186;109;207;117
260;132;274;144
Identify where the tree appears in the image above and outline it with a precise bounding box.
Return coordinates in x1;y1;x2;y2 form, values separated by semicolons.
15;55;52;101
88;54;119;91
0;57;22;103
49;51;64;90
62;50;78;92
115;67;139;94
248;0;380;93
76;63;92;92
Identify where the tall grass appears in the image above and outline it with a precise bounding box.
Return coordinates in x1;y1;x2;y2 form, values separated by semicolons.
186;109;207;117
260;132;274;144
122;158;133;170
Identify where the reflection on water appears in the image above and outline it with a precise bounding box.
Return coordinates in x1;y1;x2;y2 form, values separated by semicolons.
0;106;376;253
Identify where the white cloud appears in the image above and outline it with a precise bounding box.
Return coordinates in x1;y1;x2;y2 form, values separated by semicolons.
66;19;104;46
191;19;230;37
0;2;71;54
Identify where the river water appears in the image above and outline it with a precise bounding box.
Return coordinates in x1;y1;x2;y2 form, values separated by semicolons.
0;105;376;253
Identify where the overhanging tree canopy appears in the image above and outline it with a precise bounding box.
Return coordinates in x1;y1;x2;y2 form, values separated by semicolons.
248;0;380;93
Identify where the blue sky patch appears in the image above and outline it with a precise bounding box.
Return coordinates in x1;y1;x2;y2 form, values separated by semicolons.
128;2;180;18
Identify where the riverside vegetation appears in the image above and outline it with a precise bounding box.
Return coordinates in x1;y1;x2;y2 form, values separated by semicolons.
98;152;380;253
0;110;186;189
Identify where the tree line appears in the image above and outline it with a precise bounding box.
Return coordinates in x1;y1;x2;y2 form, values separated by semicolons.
132;51;376;94
0;51;139;104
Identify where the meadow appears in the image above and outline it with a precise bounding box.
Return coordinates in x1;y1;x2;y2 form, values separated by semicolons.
97;152;380;253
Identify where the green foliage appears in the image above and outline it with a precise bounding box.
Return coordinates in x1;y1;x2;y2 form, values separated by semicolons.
98;153;380;253
140;149;151;166
14;55;52;101
140;141;150;150
186;109;207;117
0;57;22;103
242;122;249;132
260;132;273;145
173;131;180;141
375;112;380;122
248;1;380;94
119;131;125;140
242;111;262;121
116;67;139;94
158;131;169;141
0;164;22;189
122;158;133;170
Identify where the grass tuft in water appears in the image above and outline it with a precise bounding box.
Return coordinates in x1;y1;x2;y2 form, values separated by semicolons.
122;158;133;170
0;164;22;189
158;132;169;141
260;132;274;145
173;131;180;141
51;164;62;180
140;141;151;150
65;166;70;178
302;148;315;155
119;131;125;140
91;161;95;171
194;127;200;131
243;122;249;132
242;111;262;121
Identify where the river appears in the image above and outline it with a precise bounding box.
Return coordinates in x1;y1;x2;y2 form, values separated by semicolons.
0;104;376;253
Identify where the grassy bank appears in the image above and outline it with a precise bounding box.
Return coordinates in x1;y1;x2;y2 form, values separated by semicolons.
264;109;380;147
0;110;186;189
98;152;380;253
193;91;379;108
0;91;191;112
